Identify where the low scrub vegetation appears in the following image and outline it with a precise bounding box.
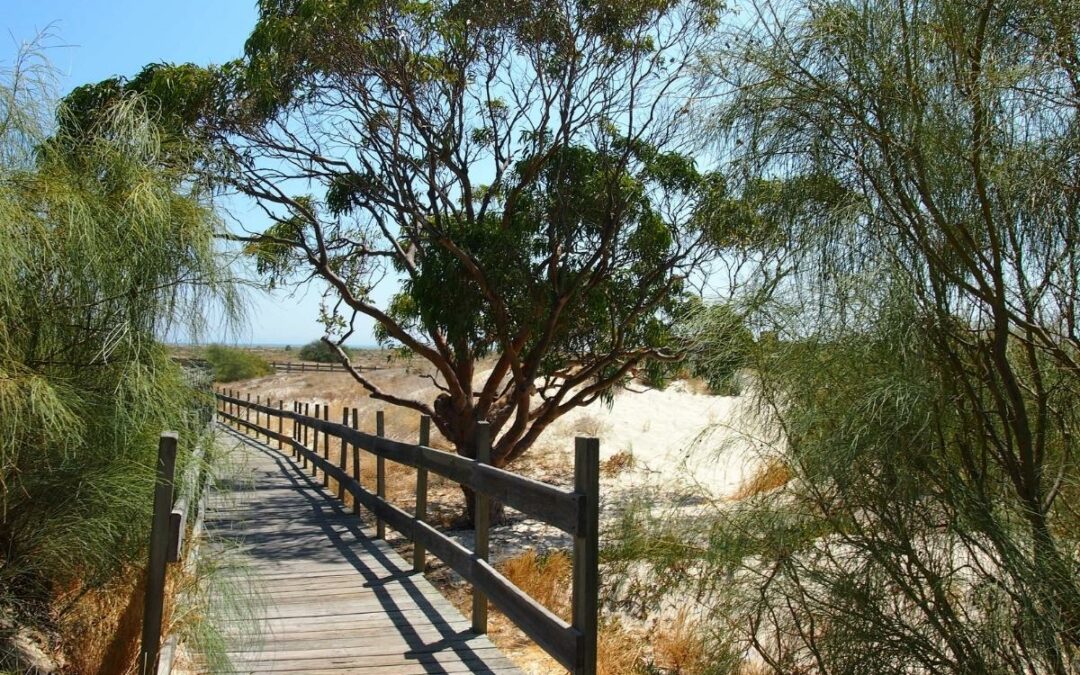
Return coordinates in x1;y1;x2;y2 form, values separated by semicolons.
204;345;273;382
297;339;350;363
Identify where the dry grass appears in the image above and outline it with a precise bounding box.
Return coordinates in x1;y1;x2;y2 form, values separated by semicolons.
601;449;636;477
731;457;793;500
682;377;715;396
598;619;647;675
435;550;659;675
571;414;611;438
499;550;573;621
436;549;572;674
55;563;188;675
649;607;710;674
55;572;143;675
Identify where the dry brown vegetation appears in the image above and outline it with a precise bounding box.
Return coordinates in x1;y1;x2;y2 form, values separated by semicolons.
601;449;636;477
648;607;711;674
731;457;792;500
597;619;647;675
500;550;573;621
54;564;189;675
437;548;713;674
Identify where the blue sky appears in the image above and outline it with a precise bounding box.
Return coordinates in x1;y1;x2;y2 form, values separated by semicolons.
3;1;380;346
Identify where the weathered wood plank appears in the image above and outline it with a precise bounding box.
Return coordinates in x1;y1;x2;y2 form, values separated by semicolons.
203;432;522;674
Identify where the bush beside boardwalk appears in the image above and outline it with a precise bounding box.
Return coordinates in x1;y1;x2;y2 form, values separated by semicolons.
0;46;237;672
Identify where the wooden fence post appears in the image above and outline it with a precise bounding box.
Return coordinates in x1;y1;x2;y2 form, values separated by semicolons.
139;432;178;675
375;410;386;539
413;415;431;573
255;395;261;441
322;404;330;488
338;408;348;500
312;403;321;480
245;393;251;431
572;437;600;675
472;422;492;634
277;400;284;450
351;408;360;515
302;403;310;468
292;402;299;459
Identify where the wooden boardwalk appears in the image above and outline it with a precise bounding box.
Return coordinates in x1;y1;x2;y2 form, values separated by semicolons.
205;427;523;674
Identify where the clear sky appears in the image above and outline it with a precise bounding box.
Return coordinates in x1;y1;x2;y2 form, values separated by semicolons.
3;1;381;347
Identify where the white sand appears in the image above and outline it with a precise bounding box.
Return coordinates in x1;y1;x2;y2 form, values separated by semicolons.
542;381;771;499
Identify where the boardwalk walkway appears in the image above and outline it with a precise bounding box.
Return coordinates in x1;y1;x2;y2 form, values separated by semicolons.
206;426;522;674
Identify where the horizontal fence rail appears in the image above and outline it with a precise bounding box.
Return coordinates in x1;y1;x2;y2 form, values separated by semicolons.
269;360;383;373
173;357;381;374
213;389;599;675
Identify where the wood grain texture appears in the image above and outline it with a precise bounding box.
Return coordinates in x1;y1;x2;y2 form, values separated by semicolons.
205;426;522;675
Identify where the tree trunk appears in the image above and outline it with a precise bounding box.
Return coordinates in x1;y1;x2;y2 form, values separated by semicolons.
461;485;508;528
447;419;509;528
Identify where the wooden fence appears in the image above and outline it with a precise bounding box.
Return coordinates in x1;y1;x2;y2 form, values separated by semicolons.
269;360;381;373
172;358;380;374
214;388;600;675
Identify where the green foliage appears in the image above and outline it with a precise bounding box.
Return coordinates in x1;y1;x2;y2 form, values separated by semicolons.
203;345;273;382
615;0;1080;671
296;340;349;363
0;41;235;623
662;301;754;394
380;141;724;369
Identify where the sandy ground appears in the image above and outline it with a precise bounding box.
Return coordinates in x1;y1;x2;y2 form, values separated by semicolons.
232;363;768;498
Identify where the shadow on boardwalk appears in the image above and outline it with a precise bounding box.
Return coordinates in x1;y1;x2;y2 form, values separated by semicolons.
205;425;522;674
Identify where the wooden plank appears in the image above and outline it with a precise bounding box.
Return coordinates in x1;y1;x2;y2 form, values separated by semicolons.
236;662;519;675
375;410;386;539
413;416;429;572
322;403;330;488
338;407;348;500
277;400;284;451
232;647;515;671
350;407;360;515
473;422;491;635
202;433;522;674
228;632;491;653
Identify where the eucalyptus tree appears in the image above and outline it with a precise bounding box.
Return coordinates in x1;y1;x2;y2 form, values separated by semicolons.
78;0;762;493
612;0;1080;671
